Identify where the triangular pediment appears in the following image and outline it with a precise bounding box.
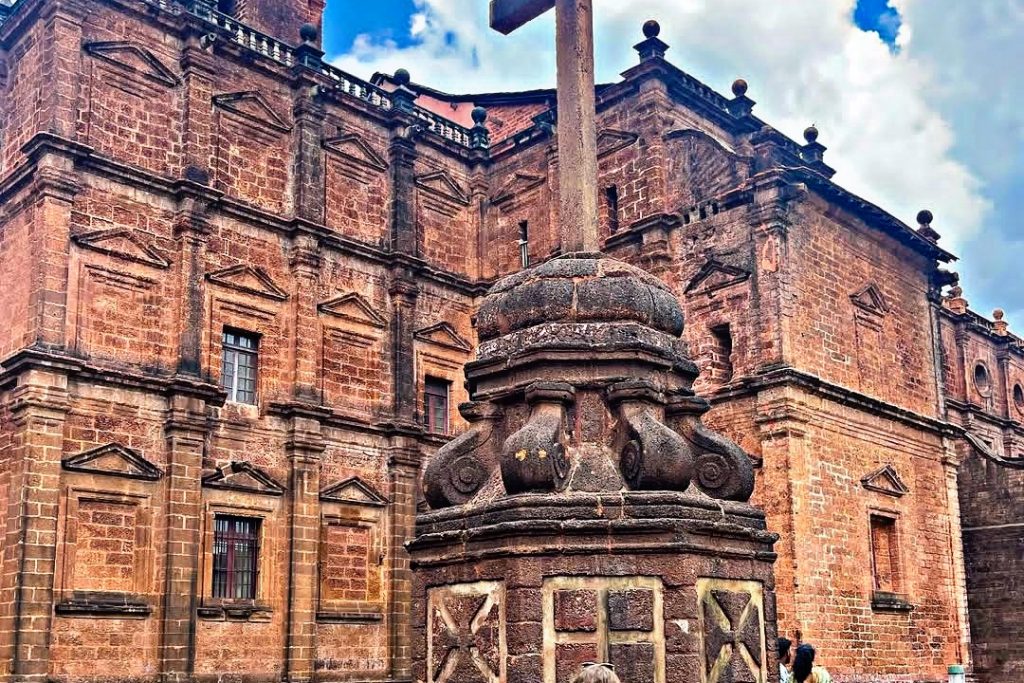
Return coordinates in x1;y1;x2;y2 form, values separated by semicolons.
207;265;288;301
63;443;163;481
684;258;750;294
319;293;386;328
861;465;909;497
320;477;388;506
851;283;889;316
84;41;179;87
202;461;285;496
415;322;472;352
213;91;292;133
597;128;640;158
323;133;388;172
415;170;469;205
73;229;170;269
491;172;546;205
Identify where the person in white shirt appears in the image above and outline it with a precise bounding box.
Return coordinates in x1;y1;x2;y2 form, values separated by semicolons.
779;637;794;683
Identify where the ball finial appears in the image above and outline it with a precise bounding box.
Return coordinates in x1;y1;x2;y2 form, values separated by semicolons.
731;78;748;97
643;20;661;38
917;209;933;226
994;309;1005;321
471;106;488;125
393;68;411;86
803;125;819;144
299;23;318;43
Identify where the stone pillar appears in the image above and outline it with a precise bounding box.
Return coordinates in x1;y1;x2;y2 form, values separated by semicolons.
24;139;81;351
412;253;777;683
179;30;216;178
387;442;421;681
282;409;326;683
750;192;795;371
5;365;70;683
941;441;973;672
388;133;419;257
38;0;85;140
159;391;212;683
291;45;326;223
288;234;321;402
172;185;213;377
388;276;419;425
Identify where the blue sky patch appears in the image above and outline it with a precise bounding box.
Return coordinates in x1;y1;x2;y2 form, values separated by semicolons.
322;0;417;56
853;0;902;47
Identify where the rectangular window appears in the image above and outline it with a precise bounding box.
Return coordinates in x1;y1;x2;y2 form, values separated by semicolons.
424;377;451;435
710;324;734;383
518;220;530;269
212;515;260;600
869;514;901;594
221;329;258;404
605;186;620;234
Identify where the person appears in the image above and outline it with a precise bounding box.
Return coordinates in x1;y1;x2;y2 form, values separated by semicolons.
778;637;793;683
792;643;832;683
571;663;621;683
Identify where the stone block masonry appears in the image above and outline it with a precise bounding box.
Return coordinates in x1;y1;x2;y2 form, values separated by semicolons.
0;0;1018;682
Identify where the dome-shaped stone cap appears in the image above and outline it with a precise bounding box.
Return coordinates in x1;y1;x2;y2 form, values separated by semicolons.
475;253;684;342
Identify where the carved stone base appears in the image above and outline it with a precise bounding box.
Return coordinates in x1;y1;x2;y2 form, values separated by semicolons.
410;492;778;683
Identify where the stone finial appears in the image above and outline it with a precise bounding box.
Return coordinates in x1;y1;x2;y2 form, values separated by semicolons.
391;68;417;113
470;106;490;150
299;22;318;44
727;78;755;118
946;285;968;315
993;309;1009;336
634;19;669;61
916;209;941;243
800;124;827;165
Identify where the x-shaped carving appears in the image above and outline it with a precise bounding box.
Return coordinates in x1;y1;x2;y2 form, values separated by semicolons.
430;593;501;683
703;590;763;683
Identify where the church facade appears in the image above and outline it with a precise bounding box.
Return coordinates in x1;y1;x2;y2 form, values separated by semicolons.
0;0;1019;682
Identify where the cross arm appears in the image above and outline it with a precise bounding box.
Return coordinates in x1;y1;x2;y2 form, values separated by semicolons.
489;0;555;34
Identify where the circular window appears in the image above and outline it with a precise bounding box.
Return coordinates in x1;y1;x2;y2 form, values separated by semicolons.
1014;384;1024;413
974;363;992;397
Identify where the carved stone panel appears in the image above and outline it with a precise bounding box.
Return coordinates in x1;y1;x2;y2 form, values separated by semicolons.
696;579;766;683
543;576;665;683
427;581;506;683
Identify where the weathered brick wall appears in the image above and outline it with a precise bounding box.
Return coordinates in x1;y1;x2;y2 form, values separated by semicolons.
0;16;47;174
785;200;940;416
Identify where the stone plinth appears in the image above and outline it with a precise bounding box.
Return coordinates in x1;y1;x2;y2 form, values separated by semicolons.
412;253;778;683
410;492;776;683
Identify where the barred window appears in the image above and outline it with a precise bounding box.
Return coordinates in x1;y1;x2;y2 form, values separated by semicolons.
221;329;258;404
212;516;260;600
424;377;450;435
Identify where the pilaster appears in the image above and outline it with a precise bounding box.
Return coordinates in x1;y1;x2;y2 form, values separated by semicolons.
388;133;419;257
291;65;327;223
172;180;215;377
386;442;421;682
288;233;322;402
4;366;70;683
749;186;797;372
179;30;217;177
158;391;211;683
282;409;326;683
38;0;85;140
24;137;81;351
388;275;419;425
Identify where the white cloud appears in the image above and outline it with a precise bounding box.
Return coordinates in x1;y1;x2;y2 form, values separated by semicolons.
331;0;991;259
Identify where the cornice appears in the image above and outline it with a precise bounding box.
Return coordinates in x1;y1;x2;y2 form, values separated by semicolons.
709;366;961;437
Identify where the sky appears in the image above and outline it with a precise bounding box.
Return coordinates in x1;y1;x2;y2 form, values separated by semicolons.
323;0;1023;326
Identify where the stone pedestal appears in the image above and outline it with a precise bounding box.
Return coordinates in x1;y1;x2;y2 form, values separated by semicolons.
410;253;778;683
411;493;776;683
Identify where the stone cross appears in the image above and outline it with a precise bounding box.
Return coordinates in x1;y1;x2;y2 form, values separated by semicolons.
490;0;599;253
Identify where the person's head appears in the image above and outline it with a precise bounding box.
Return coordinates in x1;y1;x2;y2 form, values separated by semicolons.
570;663;621;683
778;637;793;666
792;644;816;682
